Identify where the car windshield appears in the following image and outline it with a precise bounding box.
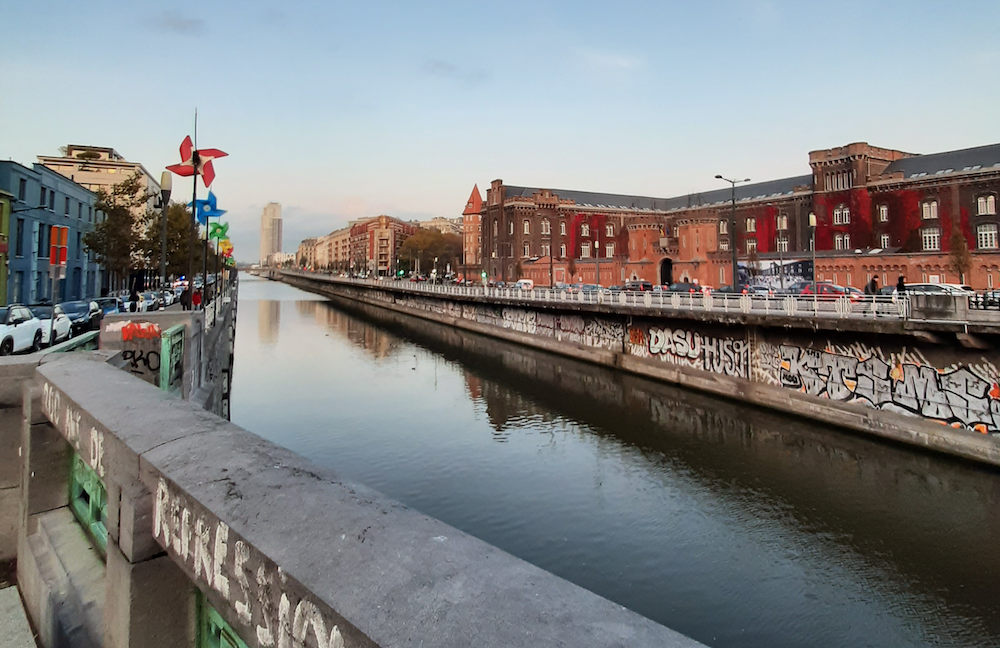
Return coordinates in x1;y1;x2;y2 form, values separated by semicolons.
0;308;11;323
60;301;89;315
29;305;53;319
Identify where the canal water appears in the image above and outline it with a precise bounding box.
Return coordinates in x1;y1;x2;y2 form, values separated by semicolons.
231;276;1000;648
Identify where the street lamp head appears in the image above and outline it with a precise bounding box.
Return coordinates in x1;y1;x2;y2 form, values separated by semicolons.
714;174;723;179
743;178;751;183
160;171;172;202
808;212;817;227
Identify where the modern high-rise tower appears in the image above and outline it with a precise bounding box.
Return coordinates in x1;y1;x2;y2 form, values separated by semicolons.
260;202;283;265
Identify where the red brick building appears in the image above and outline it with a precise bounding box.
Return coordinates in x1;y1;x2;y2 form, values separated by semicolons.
474;142;1000;289
349;215;417;277
461;185;483;276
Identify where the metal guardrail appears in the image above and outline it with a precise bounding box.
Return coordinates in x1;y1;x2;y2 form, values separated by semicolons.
289;273;917;322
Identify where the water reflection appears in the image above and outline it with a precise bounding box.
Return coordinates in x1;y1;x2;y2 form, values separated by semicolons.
232;278;1000;648
257;300;280;344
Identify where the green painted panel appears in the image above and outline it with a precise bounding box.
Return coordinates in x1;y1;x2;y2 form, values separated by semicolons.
69;452;107;554
198;592;249;648
160;324;185;394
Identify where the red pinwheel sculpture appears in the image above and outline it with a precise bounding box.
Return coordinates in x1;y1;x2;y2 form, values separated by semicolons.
166;135;228;187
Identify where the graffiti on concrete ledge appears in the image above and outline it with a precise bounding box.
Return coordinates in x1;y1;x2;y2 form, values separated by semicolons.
635;327;750;379
779;346;1000;434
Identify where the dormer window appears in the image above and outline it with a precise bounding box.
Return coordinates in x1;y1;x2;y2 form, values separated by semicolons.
978;195;997;215
746;218;756;233
922;200;938;220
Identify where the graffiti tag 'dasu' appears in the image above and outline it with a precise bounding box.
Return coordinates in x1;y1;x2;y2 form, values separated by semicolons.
645;327;750;379
153;479;346;648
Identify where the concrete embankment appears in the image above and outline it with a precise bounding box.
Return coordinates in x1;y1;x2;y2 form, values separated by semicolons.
280;271;1000;468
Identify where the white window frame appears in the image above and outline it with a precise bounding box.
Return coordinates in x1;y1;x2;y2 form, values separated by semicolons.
746;218;756;233
880;234;890;248
977;223;998;250
878;204;889;222
508;221;514;235
605;242;615;257
777;214;788;231
541;219;550;235
978;195;997;215
605;223;614;236
776;235;788;252
523;220;530;235
560;243;566;258
844;233;851;249
719;220;728;234
834;233;844;250
581;242;591;258
523;243;530;257
559;221;566;235
922;227;941;251
922;200;938;220
581;223;590;237
746;238;757;253
719;238;729;251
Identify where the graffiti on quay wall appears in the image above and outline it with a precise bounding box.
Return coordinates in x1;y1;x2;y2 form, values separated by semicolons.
778;345;1000;434
632;327;750;379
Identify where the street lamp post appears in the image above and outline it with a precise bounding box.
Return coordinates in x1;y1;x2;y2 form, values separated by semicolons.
159;171;172;292
777;213;786;291
715;175;750;290
809;211;817;311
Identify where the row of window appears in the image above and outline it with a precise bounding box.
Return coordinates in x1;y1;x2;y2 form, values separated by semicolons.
497;219;619;237
824;170;854;192
17;178;96;222
12;218;87;260
736;223;999;253
515;242;618;258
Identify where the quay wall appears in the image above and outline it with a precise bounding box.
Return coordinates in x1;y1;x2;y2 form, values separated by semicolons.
280;271;1000;467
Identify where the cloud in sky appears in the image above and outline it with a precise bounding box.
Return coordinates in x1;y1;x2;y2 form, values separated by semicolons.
577;48;644;71
154;10;206;35
422;59;490;86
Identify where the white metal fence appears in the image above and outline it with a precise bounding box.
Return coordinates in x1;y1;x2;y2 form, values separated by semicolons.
290;273;924;322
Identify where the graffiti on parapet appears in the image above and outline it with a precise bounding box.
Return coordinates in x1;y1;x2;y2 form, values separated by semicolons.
778;345;1000;434
636;327;750;379
122;349;160;373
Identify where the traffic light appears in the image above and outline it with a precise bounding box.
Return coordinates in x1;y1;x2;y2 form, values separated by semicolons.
49;226;68;265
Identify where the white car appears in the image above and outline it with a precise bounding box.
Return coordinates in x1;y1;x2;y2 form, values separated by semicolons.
0;305;43;355
28;305;72;346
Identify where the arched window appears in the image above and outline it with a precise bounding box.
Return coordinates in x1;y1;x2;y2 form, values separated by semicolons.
719;220;728;234
541;219;551;235
493;220;498;236
605;223;614;236
523;220;530;235
581;223;590;237
978;195;997;215
559;243;566;257
559;221;566;235
508;221;514;235
746;218;756;233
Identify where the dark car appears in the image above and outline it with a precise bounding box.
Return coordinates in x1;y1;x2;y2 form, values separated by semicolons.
60;300;104;333
142;291;162;311
624;280;653;291
666;282;701;293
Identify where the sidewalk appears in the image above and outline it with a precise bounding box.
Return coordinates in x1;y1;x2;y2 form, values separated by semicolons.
0;586;36;647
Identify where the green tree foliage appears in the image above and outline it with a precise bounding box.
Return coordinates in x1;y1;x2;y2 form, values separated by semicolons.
83;172;149;289
398;228;462;274
140;203;215;278
947;221;972;283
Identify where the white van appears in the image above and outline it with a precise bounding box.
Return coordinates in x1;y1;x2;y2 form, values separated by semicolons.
514;279;535;291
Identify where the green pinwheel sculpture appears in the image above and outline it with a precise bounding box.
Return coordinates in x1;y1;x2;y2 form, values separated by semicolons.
209;221;229;241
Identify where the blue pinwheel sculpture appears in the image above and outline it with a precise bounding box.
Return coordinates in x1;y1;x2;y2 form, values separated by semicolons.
190;191;227;225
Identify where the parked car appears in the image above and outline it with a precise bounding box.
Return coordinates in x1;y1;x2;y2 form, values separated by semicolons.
624;280;653;291
514;279;535;291
800;282;851;297
900;283;974;295
142;291;162;311
747;284;775;296
0;305;43;355
96;297;124;316
28;304;72;346
665;282;701;293
60;300;103;333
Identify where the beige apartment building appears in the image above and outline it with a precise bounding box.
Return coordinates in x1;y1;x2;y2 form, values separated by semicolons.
313;225;353;271
418;217;463;236
260;203;283;265
38;145;160;215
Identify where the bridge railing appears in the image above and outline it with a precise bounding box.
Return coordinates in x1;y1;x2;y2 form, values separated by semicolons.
289;272;918;322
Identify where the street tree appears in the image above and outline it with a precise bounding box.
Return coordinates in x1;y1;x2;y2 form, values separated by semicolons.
398;228;462;275
947;221;972;283
139;203;214;279
83;172;150;291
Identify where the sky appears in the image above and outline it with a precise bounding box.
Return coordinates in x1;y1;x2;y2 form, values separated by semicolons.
3;1;999;262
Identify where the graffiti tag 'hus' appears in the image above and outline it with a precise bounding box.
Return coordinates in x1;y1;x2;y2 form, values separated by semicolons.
645;327;750;379
153;480;349;648
779;346;1000;434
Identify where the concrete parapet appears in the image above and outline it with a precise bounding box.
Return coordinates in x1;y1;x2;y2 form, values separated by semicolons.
27;355;706;648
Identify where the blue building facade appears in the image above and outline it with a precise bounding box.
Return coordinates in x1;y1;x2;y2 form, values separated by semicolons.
0;161;103;305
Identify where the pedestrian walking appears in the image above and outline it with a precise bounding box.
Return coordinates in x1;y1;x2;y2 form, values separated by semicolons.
128;287;139;313
896;275;906;294
192;289;202;310
180;287;191;311
865;276;878;295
